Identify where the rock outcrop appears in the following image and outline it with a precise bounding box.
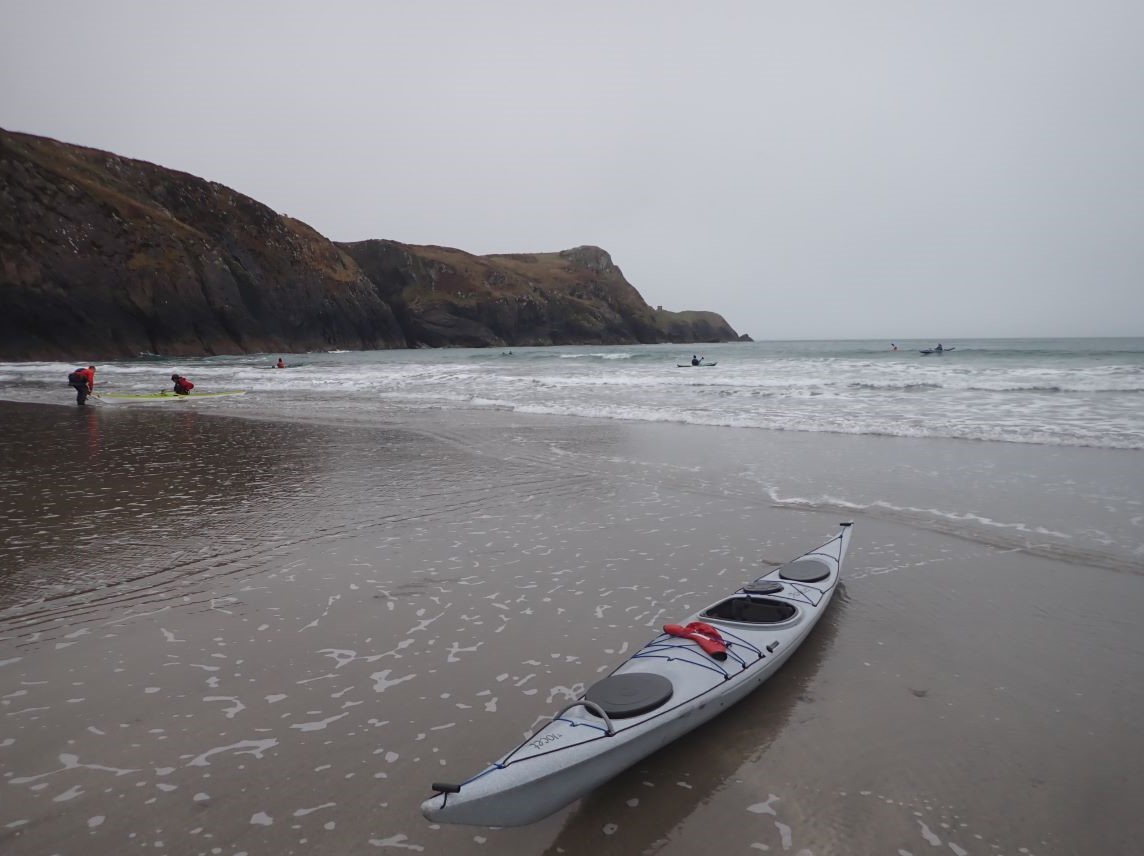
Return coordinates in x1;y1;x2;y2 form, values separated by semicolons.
0;129;744;359
340;240;735;348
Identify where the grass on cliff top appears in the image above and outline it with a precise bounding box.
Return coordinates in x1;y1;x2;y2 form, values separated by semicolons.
412;245;578;280
7;131;209;244
653;308;726;322
402;245;607;299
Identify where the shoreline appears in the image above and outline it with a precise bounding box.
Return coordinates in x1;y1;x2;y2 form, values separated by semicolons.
3;336;1143;453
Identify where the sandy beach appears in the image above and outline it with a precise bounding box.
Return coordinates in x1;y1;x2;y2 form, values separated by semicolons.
2;401;1142;856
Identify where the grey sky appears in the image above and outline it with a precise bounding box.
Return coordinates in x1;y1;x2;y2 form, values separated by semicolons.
3;1;1142;339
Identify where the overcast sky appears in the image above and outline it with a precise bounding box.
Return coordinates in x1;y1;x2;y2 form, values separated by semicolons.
3;1;1142;339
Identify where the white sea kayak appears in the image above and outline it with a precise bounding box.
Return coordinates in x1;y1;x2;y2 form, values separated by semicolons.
421;522;853;827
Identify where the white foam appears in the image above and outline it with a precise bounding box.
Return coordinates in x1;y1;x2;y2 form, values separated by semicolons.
203;696;247;718
184;739;278;767
293;802;337;816
367;834;424;850
917;820;943;846
747;794;780;815
290;713;348;732
52;785;84;801
370;670;416;693
774;821;793;849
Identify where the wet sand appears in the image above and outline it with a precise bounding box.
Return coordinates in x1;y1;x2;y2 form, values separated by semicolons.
1;402;1142;856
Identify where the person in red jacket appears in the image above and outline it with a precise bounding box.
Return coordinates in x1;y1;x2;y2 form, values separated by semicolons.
171;374;195;395
68;365;96;405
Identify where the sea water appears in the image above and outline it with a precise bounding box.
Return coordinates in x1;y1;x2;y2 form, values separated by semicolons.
4;338;1142;449
2;338;1142;573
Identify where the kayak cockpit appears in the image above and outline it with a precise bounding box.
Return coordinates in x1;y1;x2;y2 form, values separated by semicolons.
700;596;798;625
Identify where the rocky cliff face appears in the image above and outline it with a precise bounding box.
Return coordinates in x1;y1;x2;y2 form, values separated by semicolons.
340;240;727;348
0;129;743;359
0;130;405;359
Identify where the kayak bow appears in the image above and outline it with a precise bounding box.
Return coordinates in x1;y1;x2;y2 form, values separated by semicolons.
421;523;853;827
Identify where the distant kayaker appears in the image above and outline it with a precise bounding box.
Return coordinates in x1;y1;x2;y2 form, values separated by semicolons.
691;355;700;366
935;343;944;352
68;365;96;406
171;374;195;395
276;357;286;368
891;343;898;351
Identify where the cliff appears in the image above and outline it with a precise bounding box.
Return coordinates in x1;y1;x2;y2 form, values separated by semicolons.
339;240;741;348
0;129;744;359
0;129;404;359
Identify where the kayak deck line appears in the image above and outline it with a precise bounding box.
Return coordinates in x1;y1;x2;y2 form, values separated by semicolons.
637;634;761;671
431;698;621;795
422;523;853;826
450;640;770;764
766;581;828;606
431;635;779;797
635;625;768;671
